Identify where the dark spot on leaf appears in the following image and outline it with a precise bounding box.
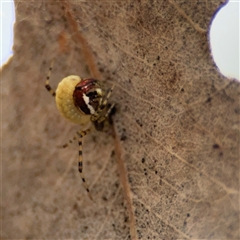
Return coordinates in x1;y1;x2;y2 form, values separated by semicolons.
128;176;132;183
159;179;162;185
136;119;143;127
120;134;127;141
206;97;212;103
73;203;79;212
62;15;67;22
111;150;115;157
234;108;240;114
102;196;108;201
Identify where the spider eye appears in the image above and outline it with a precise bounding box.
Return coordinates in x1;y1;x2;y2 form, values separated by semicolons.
73;79;102;115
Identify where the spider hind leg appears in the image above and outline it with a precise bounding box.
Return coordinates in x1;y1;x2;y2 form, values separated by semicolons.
77;129;94;200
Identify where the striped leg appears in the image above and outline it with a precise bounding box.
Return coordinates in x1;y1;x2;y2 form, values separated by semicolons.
61;135;77;148
45;60;56;97
77;129;93;200
100;84;115;111
97;103;115;124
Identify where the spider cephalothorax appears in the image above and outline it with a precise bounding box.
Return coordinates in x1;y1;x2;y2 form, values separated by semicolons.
73;78;104;115
45;60;115;200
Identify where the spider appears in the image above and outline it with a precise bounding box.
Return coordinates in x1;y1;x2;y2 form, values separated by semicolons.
45;60;115;200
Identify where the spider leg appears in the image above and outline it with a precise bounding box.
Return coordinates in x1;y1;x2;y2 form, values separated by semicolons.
91;84;115;122
60;135;77;148
100;84;115;111
45;60;56;97
77;129;94;200
97;103;115;123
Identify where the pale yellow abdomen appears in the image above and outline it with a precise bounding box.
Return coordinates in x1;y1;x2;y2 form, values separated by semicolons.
55;75;91;127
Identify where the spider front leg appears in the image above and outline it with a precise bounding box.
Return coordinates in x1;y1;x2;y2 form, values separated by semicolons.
99;103;115;123
91;84;115;123
92;103;116;132
45;60;56;97
100;84;115;110
77;129;93;200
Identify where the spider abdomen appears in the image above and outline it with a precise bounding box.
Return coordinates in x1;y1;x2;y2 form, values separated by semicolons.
55;75;91;126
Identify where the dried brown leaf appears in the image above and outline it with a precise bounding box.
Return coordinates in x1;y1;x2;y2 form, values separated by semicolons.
2;1;239;239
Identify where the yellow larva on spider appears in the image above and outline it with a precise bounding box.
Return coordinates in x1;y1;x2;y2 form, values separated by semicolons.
45;60;115;200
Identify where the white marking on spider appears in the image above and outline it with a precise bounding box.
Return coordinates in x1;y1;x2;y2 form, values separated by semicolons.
83;93;95;114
